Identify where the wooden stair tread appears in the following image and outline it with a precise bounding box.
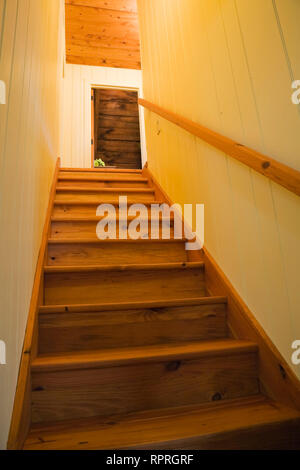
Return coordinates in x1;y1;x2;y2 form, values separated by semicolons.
39;296;228;314
54;200;164;206
31;339;258;372
44;261;204;273
23;396;300;450
60;168;143;173
56;187;155;193
48;238;187;244
58;176;149;182
51;215;175;222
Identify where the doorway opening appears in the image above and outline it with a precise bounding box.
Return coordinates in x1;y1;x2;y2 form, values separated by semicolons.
91;87;142;169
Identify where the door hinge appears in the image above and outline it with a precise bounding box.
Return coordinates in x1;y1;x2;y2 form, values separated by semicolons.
91;95;94;101
91;139;94;145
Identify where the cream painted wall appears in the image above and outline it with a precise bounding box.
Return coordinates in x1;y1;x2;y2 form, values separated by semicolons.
0;0;64;449
137;0;300;378
61;64;147;168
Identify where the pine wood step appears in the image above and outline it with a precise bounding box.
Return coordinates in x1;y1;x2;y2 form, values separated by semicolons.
47;239;187;266
51;215;175;222
58;176;149;190
58;175;148;182
32;340;258;371
48;238;185;244
38;296;228;354
39;296;228;313
30;340;259;423
53;201;165;217
24;396;300;450
44;261;204;273
50;218;176;240
43;262;206;305
57;181;150;189
55;187;156;203
60;168;143;175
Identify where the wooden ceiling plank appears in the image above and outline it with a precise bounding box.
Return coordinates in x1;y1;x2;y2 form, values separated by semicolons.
65;0;138;14
65;1;141;69
66;33;140;51
66;44;140;60
66;55;141;70
66;4;138;21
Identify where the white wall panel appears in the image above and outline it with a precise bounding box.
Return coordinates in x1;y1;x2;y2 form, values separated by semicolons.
61;63;147;168
0;0;64;449
137;0;300;379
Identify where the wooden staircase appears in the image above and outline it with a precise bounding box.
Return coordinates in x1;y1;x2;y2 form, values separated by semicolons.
19;167;300;449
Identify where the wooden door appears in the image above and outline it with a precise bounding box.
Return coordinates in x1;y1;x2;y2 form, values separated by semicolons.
93;88;142;169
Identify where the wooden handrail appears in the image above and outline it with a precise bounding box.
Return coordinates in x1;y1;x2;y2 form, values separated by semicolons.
139;98;300;197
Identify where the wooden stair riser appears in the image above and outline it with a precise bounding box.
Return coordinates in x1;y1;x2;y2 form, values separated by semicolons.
47;241;188;266
31;350;259;423
38;302;228;354
44;267;206;305
55;190;156;203
50;220;176;240
57;180;150;189
60;170;143;179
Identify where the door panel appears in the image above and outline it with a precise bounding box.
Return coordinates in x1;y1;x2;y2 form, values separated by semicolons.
94;88;142;169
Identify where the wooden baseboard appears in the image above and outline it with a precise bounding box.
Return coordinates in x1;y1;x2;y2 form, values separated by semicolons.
142;162;172;205
143;163;300;411
7;158;61;450
203;248;300;410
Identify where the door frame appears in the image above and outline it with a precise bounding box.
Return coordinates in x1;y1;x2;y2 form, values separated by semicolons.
91;88;95;166
91;84;147;169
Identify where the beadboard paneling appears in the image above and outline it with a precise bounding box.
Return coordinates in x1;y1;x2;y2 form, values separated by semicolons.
137;0;300;379
0;0;64;449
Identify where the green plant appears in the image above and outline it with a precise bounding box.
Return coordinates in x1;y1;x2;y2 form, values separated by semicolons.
94;158;106;168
